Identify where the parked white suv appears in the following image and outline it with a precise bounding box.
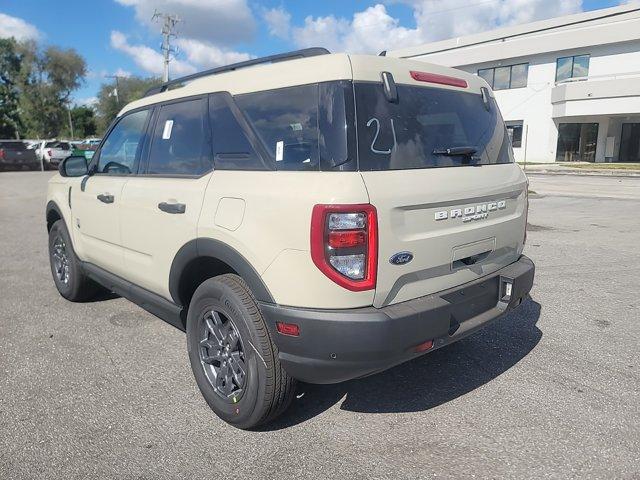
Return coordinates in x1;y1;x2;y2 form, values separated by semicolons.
46;48;534;429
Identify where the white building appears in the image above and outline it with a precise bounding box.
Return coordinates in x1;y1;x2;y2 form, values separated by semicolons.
389;4;640;163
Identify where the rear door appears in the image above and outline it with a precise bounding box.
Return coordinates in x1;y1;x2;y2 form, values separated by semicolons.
119;96;213;300
354;82;527;308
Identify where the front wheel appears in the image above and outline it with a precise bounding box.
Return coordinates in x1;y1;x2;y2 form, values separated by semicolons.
48;220;98;301
186;274;296;429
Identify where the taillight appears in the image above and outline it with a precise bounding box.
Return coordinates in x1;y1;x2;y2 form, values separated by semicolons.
0;149;4;160
311;204;377;291
410;70;468;88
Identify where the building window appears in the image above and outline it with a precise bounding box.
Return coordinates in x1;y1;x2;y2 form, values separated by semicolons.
505;121;524;148
556;123;598;162
555;54;590;82
477;63;529;90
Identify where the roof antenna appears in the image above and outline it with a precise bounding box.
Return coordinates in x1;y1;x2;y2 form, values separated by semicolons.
379;50;387;56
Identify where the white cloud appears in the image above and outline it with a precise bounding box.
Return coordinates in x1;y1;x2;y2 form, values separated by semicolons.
263;7;292;40
282;0;584;54
114;0;256;45
0;13;41;41
114;68;132;78
76;96;99;107
175;38;252;68
408;0;583;41
112;0;255;78
110;30;196;76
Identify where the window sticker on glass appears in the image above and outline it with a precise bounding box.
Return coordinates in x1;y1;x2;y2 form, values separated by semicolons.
290;123;303;131
276;140;284;161
162;120;174;140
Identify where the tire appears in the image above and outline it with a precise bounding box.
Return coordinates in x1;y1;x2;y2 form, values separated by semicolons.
186;274;296;429
48;219;98;302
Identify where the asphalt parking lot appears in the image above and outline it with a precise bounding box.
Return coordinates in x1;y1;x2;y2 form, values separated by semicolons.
1;171;638;479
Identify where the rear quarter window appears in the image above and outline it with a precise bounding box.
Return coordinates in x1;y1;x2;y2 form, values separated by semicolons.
210;93;265;171
235;85;320;171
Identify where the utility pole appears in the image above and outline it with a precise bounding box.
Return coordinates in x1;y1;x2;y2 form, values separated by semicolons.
106;74;122;105
67;105;75;140
152;10;181;82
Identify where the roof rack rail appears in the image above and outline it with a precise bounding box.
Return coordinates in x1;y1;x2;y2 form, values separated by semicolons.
143;47;331;97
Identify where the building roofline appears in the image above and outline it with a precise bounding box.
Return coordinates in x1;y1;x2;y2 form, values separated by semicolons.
389;4;640;59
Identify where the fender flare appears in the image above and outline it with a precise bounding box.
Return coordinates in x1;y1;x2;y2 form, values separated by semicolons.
169;238;274;306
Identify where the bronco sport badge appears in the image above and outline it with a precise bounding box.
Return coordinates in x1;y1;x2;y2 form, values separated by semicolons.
435;200;506;223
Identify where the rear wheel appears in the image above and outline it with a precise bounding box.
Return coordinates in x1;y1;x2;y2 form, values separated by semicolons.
186;274;296;429
48;220;98;301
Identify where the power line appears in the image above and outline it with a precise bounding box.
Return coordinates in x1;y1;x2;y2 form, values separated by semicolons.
152;10;181;82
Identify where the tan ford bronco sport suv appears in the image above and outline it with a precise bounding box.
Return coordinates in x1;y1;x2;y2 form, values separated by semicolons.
46;48;534;429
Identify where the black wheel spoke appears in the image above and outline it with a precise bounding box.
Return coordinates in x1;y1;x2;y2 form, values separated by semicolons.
229;352;246;386
227;330;240;350
201;350;224;365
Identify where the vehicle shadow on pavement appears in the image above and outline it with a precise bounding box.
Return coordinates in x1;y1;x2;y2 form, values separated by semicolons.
263;298;542;430
82;289;120;303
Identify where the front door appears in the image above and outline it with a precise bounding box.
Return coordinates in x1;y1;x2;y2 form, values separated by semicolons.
71;176;128;276
620;123;640;162
119;97;213;300
71;108;152;277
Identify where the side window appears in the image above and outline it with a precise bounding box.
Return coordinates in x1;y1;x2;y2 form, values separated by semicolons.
235;85;319;171
209;94;265;170
97;109;150;174
147;98;211;175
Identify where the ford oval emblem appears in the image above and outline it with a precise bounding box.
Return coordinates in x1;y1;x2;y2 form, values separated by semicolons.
389;252;413;265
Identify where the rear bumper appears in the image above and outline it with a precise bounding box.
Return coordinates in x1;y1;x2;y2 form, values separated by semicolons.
260;255;534;384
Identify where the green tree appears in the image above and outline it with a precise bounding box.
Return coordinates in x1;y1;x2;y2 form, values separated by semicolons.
0;38;23;138
96;76;161;133
61;105;97;139
18;43;86;138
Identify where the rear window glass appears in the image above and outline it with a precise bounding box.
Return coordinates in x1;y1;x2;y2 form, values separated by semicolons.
147;98;212;176
0;141;27;150
235;85;320;171
45;142;70;149
355;83;512;171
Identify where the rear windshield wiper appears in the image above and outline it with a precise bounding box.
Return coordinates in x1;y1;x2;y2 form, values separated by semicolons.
432;146;477;157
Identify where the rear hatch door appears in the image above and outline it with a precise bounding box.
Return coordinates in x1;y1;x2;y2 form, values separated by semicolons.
354;79;527;307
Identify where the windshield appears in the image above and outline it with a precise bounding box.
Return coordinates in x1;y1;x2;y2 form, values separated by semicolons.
355;83;513;171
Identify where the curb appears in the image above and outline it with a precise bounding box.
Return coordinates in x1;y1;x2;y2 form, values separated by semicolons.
523;169;640;178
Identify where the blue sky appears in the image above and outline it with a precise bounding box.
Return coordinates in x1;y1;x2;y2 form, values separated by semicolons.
0;0;623;104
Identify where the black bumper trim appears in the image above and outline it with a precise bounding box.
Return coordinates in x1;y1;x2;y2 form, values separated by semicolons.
259;255;535;384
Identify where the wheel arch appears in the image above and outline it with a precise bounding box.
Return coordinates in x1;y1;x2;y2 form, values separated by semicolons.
169;238;275;311
46;200;64;232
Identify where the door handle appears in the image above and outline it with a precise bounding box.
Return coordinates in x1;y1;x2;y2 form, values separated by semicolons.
97;193;114;204
158;202;186;214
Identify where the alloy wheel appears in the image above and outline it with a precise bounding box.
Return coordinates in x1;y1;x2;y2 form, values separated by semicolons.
52;236;70;285
198;310;247;402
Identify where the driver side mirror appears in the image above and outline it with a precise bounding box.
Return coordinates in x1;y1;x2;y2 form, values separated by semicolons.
59;156;89;177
